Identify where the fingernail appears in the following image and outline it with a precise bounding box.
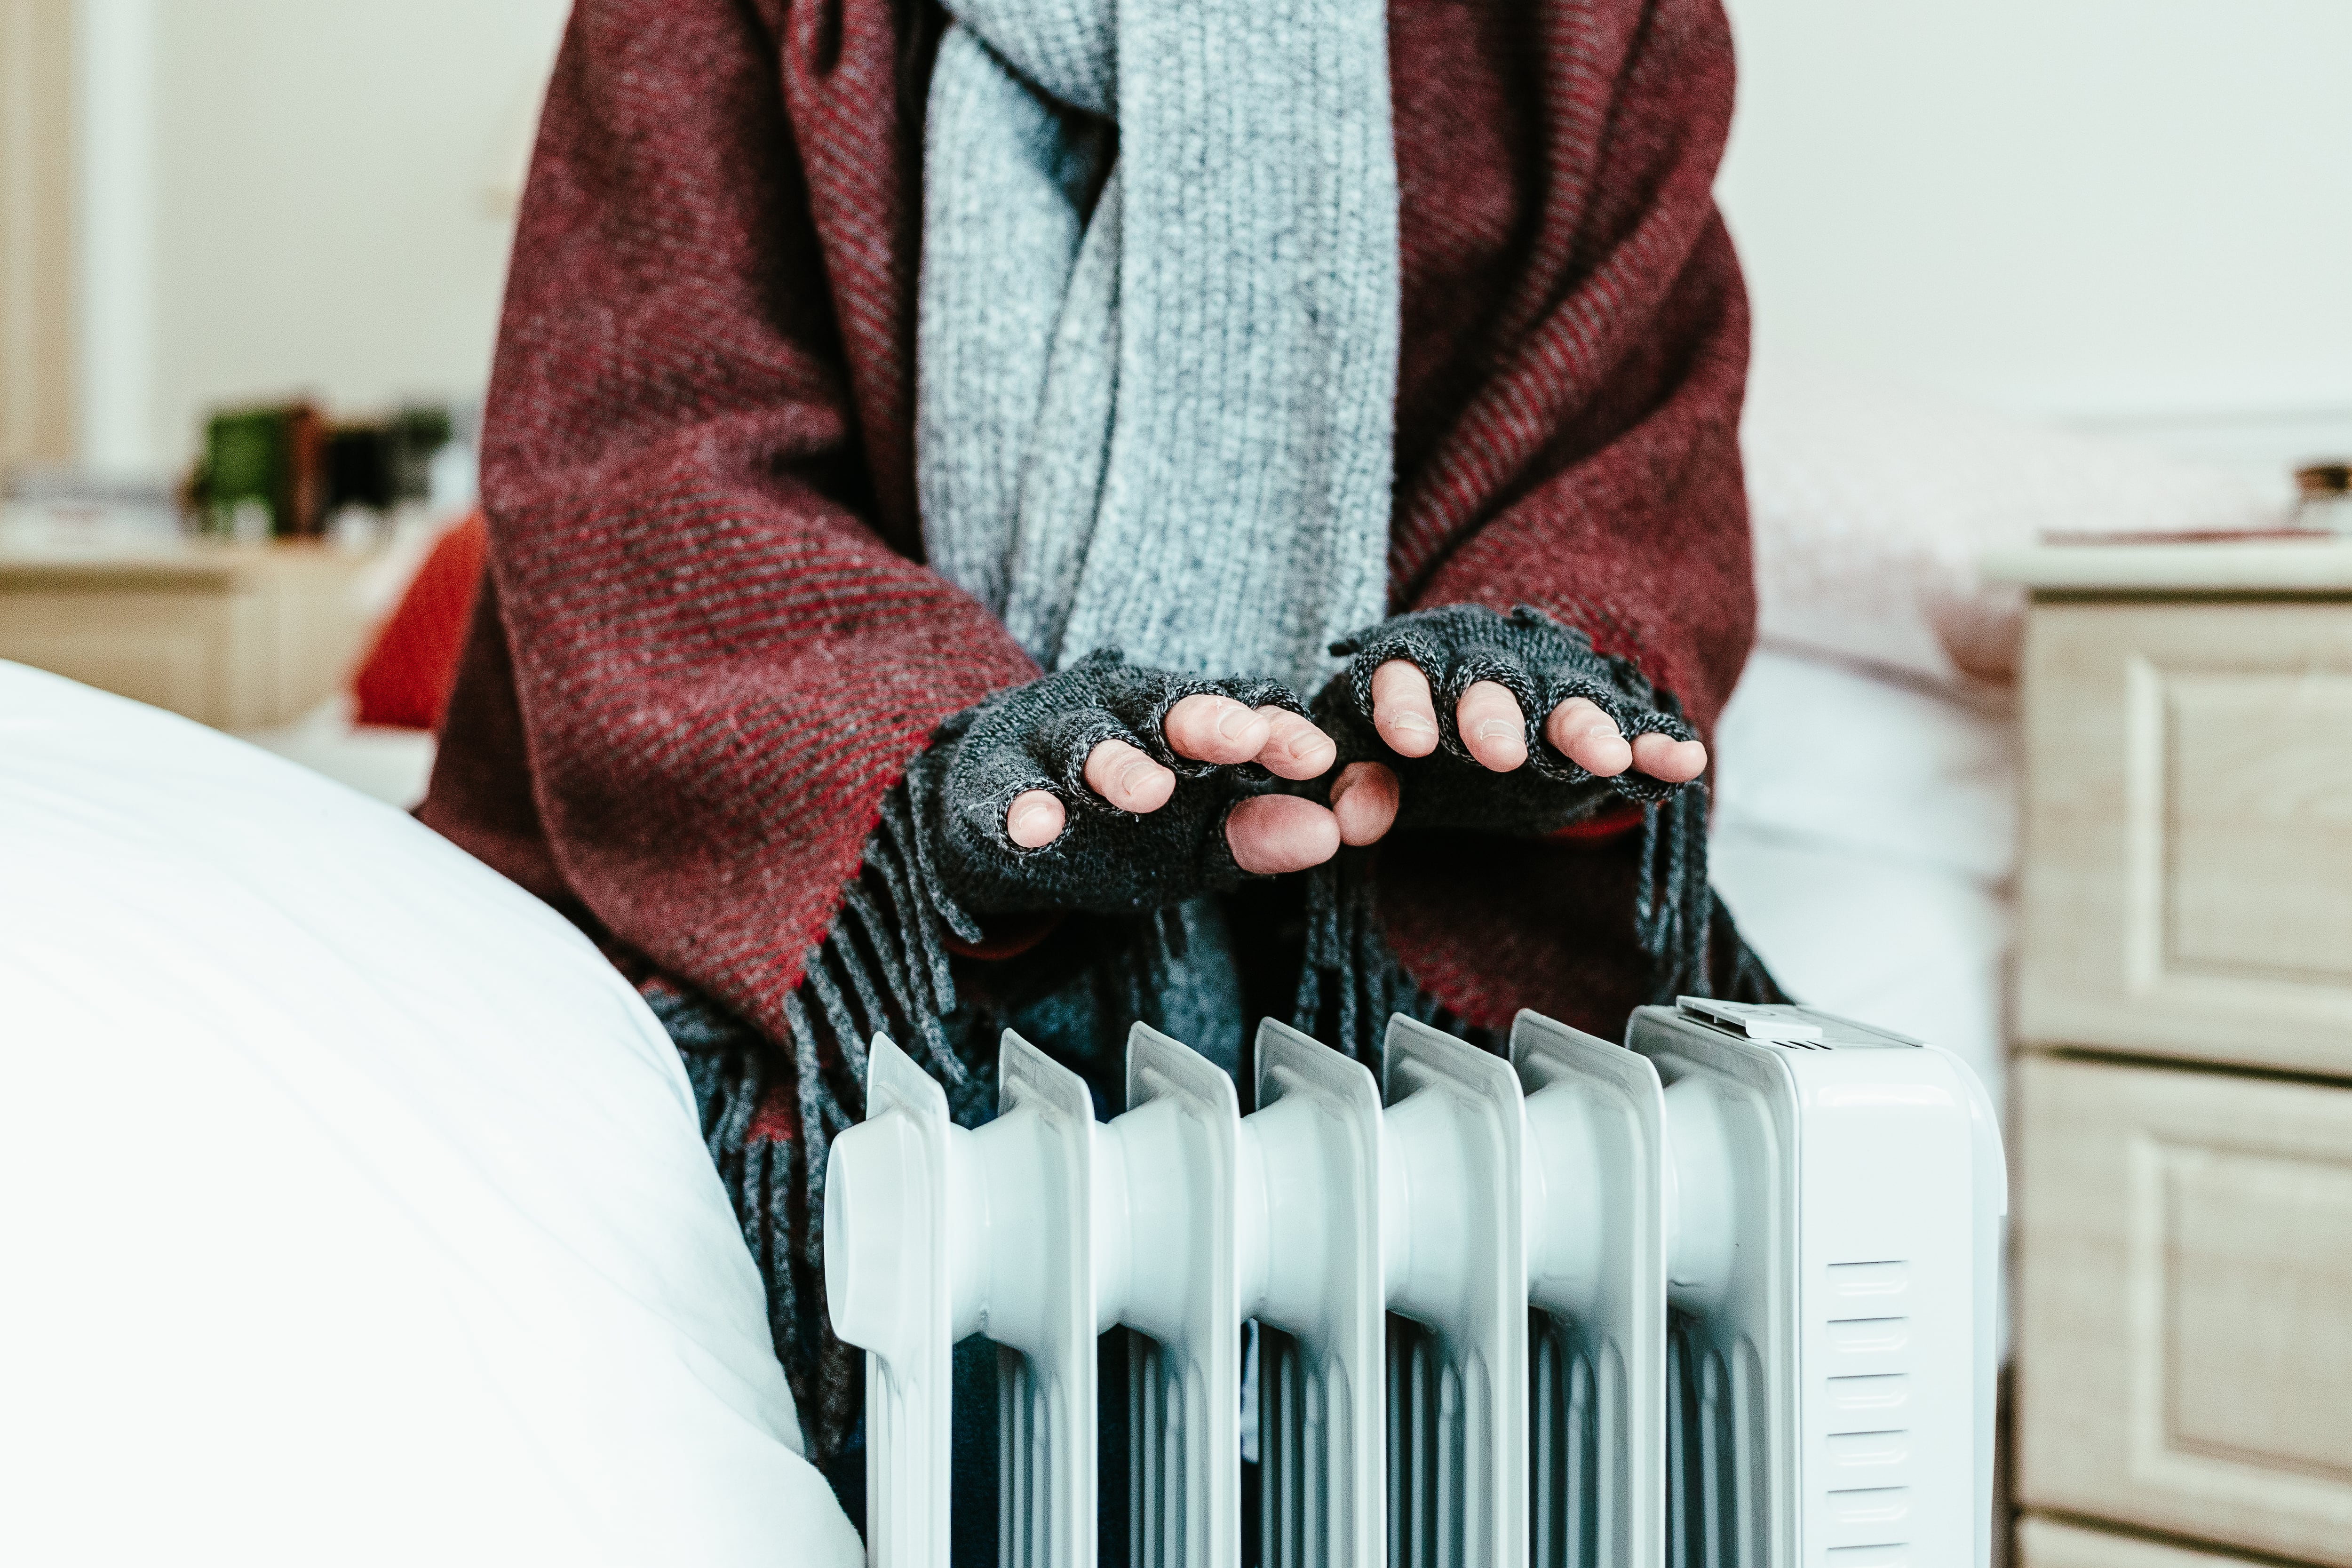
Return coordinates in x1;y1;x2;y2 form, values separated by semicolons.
1391;711;1434;736
1288;728;1332;760
1476;718;1518;743
1215;702;1251;741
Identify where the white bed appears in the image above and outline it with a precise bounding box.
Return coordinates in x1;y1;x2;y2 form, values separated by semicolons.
0;662;860;1567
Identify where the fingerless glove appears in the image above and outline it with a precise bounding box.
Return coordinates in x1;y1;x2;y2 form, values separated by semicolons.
1316;603;1698;835
906;650;1310;917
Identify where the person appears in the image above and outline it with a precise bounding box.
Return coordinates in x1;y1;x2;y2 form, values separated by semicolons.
419;0;1777;1539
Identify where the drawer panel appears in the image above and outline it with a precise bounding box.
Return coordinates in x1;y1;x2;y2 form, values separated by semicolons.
0;554;372;729
0;588;245;727
2017;601;2352;1075
2016;1056;2352;1565
2018;1515;2273;1568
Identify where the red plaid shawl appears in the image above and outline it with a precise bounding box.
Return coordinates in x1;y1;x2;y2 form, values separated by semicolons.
422;0;1755;1051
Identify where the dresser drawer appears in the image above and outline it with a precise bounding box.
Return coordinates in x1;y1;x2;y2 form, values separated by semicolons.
2018;1515;2276;1568
0;547;375;729
2017;600;2352;1075
2016;1055;2352;1565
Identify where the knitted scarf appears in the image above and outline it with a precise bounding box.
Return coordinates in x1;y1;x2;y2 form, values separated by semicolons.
917;0;1399;696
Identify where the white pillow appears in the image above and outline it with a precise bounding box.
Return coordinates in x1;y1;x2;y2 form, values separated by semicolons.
0;663;859;1568
1742;354;2289;687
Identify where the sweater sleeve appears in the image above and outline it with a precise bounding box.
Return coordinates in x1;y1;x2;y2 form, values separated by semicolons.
427;0;1037;1044
1388;0;1753;740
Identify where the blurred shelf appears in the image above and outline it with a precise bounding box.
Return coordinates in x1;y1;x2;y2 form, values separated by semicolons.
1985;538;2352;596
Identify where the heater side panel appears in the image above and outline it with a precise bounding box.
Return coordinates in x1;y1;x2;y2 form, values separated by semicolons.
1788;1048;1980;1567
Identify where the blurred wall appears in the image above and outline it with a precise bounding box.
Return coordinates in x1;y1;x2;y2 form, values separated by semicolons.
1718;0;2352;457
83;0;567;472
65;1;2352;474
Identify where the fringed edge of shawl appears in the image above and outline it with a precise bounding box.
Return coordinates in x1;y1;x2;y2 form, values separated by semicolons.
1633;782;1784;1009
657;782;995;1463
1290;852;1473;1062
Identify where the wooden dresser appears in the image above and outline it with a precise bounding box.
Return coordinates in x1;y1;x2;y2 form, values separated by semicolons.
1993;541;2352;1568
0;537;380;729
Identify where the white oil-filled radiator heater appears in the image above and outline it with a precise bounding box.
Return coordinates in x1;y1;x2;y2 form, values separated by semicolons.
824;1000;2003;1567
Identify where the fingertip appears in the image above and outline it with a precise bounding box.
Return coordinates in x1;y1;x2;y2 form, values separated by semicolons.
1330;761;1399;846
1549;698;1631;776
1084;738;1176;812
1258;708;1338;780
1457;681;1527;772
1167;692;1271;764
1575;733;1634;776
1226;794;1341;875
1370;660;1439;758
1468;725;1528;772
1632;733;1708;784
1131;765;1177;812
1006;790;1065;848
1379;711;1439;759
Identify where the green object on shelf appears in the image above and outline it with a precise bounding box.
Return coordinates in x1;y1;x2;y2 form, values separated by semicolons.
201;409;282;537
195;402;325;539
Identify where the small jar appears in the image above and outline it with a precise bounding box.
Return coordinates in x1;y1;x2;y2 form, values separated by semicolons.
2294;462;2352;534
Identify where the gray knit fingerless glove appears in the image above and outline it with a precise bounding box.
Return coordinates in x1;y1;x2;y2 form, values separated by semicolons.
1314;603;1698;835
906;650;1309;918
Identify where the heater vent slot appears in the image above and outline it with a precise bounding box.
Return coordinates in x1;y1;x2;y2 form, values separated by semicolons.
1825;1485;1910;1527
1667;1315;1769;1568
1130;1333;1211;1568
1254;1326;1347;1568
1385;1316;1493;1568
1821;1257;1917;1554
998;1347;1052;1566
1827;1374;1911;1418
1530;1310;1619;1568
1825;1319;1911;1356
1827;1261;1910;1299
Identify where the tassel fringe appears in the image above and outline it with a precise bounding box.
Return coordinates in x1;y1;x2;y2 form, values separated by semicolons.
654;786;997;1461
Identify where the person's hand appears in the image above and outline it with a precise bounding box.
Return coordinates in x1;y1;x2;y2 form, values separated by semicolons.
999;685;1339;873
1314;604;1706;844
908;652;1342;917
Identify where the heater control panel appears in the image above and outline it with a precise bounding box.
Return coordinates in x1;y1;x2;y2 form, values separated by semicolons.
1677;995;1926;1051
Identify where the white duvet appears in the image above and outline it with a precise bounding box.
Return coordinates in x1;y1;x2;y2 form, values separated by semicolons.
0;662;859;1567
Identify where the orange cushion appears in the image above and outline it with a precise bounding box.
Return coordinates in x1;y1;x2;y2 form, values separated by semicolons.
352;512;488;732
